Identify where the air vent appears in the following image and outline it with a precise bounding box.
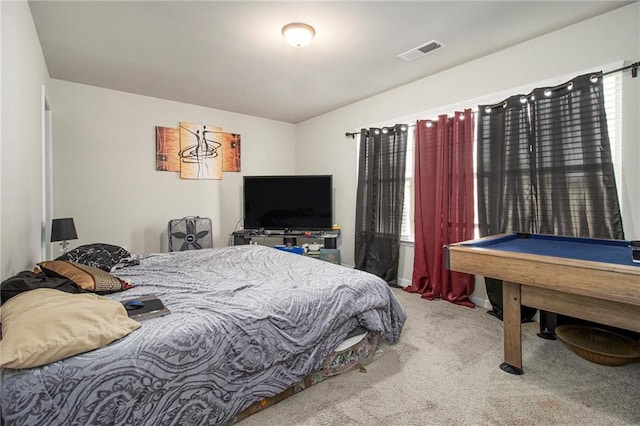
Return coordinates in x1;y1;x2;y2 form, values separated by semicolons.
397;39;444;62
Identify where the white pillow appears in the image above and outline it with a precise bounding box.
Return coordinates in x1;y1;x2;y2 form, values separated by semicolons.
0;288;141;369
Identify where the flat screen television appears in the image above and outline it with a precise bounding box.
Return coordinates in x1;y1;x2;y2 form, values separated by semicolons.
243;175;333;231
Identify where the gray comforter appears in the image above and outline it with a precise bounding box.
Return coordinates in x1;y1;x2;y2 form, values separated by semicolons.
1;245;406;425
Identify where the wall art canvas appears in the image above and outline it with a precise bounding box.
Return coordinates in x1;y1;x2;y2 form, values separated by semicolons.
179;122;223;180
222;132;241;172
155;126;180;172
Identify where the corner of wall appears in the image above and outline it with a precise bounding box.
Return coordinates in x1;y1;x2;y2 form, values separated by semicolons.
1;0;50;279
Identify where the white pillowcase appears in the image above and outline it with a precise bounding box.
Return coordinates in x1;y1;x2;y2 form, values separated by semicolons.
0;288;141;369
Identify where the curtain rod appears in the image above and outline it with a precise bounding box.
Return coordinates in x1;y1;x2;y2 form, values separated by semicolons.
345;60;639;139
345;124;416;139
603;60;639;78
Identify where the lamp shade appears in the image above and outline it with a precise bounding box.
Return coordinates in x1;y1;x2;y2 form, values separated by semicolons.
281;23;315;48
51;218;78;242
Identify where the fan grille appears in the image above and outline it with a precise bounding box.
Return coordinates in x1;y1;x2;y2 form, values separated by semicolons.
168;216;213;252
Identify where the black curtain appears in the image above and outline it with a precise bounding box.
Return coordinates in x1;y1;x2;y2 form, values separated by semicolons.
355;125;408;286
477;95;536;237
531;73;624;239
477;72;624;321
477;95;538;322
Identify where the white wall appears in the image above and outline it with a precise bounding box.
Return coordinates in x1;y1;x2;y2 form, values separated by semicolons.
296;3;640;304
0;1;50;279
48;80;296;255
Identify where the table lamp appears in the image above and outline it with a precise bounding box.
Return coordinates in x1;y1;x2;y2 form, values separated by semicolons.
51;217;78;254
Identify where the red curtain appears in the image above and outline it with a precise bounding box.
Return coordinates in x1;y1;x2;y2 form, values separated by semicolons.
404;109;475;307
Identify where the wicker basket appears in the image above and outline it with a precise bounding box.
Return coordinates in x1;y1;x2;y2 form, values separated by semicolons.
555;325;640;366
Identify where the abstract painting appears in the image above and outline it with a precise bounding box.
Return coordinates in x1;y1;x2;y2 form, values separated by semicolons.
155;126;180;172
179;122;223;180
221;132;241;172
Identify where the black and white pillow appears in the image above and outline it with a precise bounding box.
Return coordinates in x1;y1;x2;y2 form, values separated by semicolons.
56;243;138;272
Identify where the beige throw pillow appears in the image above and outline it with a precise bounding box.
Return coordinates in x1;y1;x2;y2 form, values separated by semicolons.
37;260;133;292
0;288;141;369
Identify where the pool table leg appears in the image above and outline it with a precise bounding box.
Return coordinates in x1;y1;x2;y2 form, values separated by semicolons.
501;281;524;375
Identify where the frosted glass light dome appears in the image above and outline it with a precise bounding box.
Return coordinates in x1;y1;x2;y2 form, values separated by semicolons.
282;23;315;48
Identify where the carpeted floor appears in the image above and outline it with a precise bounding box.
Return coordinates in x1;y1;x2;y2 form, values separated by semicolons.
240;287;640;425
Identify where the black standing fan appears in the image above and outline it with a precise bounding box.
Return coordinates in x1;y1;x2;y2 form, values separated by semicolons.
168;216;213;252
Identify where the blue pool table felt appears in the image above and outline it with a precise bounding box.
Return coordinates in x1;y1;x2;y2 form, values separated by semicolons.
467;233;638;267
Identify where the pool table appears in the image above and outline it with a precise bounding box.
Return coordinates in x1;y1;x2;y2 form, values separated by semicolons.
445;233;640;375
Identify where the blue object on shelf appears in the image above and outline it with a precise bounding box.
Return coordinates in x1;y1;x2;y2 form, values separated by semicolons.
274;245;305;255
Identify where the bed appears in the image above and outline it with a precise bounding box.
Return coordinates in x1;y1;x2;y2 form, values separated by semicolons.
1;244;406;425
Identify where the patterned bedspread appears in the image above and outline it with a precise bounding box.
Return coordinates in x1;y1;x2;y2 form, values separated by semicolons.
1;245;406;425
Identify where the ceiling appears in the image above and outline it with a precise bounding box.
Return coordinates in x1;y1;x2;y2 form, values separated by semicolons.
29;1;632;124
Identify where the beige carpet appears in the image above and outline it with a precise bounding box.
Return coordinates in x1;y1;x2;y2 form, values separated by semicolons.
241;288;640;425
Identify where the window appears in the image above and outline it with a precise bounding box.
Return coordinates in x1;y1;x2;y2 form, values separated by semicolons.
603;73;622;202
400;72;623;243
400;131;415;241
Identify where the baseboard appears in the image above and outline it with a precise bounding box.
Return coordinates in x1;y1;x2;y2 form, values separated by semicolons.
470;295;492;310
397;277;411;288
397;277;491;309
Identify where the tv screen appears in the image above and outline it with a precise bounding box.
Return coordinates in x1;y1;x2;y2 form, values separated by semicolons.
243;175;333;231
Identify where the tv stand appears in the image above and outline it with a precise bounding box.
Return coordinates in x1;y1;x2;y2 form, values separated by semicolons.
232;230;340;249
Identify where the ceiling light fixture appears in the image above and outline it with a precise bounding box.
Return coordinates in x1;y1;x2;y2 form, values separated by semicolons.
282;22;315;48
